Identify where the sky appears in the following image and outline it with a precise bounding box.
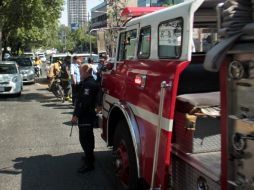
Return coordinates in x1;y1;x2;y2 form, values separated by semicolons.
59;0;104;25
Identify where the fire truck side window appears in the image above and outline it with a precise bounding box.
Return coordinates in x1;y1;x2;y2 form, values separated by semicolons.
117;32;126;61
138;26;151;59
117;30;137;61
125;30;137;60
158;18;183;59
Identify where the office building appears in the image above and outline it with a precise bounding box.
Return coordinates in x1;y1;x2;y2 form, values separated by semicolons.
91;0;137;29
91;1;107;29
67;0;87;29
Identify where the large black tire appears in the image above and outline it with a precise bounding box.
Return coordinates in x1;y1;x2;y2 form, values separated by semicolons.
15;91;21;97
113;120;139;190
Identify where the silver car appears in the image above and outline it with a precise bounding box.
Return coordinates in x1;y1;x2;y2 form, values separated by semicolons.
0;61;23;96
9;57;35;83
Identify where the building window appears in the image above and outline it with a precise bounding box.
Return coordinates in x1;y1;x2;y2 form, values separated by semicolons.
138;26;151;59
158;18;183;59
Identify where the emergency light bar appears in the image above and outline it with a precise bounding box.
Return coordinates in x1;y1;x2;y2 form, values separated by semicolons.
121;7;165;20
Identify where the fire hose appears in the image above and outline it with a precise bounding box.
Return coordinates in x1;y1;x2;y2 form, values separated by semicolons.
204;0;254;72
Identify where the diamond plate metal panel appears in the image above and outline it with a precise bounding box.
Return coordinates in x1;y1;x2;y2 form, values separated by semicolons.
171;154;220;190
174;112;221;153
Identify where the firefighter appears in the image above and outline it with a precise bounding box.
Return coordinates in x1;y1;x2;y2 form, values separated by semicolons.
47;60;62;90
60;56;71;101
71;64;100;173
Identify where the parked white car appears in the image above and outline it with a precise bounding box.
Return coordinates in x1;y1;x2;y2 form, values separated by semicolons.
73;53;99;64
8;57;35;84
37;53;47;62
50;53;68;64
0;61;23;96
23;52;35;60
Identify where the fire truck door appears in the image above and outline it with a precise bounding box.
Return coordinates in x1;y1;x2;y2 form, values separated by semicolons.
123;0;206;188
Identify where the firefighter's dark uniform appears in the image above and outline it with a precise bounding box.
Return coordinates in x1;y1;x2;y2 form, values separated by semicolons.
73;76;99;171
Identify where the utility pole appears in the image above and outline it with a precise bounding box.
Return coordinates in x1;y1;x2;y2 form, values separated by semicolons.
87;12;90;24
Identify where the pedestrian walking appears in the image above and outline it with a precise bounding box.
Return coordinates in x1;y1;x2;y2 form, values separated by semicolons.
70;56;81;105
71;64;100;173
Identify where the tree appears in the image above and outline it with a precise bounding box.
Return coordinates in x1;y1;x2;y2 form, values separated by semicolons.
49;25;97;54
71;27;97;53
0;0;64;55
106;0;127;56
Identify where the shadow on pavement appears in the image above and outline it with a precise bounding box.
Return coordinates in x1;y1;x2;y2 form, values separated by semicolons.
42;103;73;110
63;121;73;126
0;166;21;175
0;152;117;190
36;88;49;91
40;99;60;103
0;93;55;102
36;78;49;85
61;111;73;115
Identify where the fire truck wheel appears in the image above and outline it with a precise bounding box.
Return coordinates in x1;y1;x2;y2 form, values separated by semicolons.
113;120;139;190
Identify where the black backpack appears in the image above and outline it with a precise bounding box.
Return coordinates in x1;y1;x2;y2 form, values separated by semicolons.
60;64;70;79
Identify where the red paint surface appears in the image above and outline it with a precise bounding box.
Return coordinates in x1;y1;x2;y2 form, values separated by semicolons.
102;58;191;189
121;7;165;18
220;58;230;189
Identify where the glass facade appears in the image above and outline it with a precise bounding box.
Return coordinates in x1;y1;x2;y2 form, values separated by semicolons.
138;0;147;7
67;0;87;28
138;0;184;7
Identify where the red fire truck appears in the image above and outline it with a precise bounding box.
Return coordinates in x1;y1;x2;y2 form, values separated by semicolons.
98;0;254;189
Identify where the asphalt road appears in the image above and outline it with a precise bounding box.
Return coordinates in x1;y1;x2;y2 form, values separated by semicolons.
0;78;118;190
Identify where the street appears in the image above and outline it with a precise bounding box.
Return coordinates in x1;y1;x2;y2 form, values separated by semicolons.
0;79;118;190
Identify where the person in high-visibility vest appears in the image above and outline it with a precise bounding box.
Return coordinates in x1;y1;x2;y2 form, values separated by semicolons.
34;56;42;76
47;60;62;90
34;56;42;66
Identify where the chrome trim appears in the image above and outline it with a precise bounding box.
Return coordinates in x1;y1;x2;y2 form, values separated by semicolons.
128;102;173;132
138;74;147;89
216;3;224;33
150;81;171;189
107;102;141;178
105;94;173;132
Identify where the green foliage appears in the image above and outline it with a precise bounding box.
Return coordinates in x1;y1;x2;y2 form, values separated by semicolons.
0;0;64;53
53;25;97;53
0;0;99;54
105;0;128;56
70;27;97;53
107;0;127;27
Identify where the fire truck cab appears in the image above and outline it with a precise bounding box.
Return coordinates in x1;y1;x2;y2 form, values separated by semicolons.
99;0;254;189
